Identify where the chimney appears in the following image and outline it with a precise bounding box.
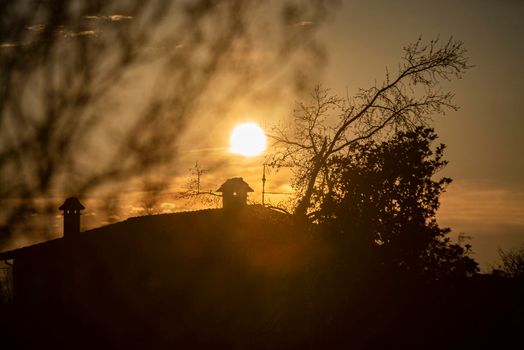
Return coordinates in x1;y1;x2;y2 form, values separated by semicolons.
216;177;254;210
58;197;85;236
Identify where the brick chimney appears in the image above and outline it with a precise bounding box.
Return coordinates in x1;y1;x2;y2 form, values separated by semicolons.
58;197;85;236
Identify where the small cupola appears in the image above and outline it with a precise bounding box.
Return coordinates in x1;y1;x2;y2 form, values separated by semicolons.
59;197;85;236
216;177;254;210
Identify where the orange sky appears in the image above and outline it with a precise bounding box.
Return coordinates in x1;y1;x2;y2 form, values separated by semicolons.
177;0;524;270
315;0;524;270
2;1;523;271
76;0;524;270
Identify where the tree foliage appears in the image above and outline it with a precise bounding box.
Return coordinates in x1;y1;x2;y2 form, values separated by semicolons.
318;128;478;278
269;37;470;216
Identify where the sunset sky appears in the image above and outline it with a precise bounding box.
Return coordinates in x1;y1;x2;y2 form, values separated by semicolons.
165;0;523;270
314;0;524;270
210;0;524;270
1;0;523;271
322;0;524;194
80;0;522;270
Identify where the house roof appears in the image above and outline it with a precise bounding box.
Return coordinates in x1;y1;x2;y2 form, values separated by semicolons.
0;206;291;261
216;177;254;193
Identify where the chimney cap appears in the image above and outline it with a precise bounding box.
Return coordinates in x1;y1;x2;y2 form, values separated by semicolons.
216;177;254;193
59;197;85;211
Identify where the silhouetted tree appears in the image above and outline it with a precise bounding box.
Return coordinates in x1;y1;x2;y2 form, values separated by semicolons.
0;0;336;244
318;128;478;278
495;244;524;280
269;37;470;217
175;162;222;207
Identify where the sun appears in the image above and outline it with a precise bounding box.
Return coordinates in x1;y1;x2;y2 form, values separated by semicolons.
229;122;267;157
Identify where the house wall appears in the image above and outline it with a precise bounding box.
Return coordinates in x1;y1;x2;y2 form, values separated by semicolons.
8;210;314;348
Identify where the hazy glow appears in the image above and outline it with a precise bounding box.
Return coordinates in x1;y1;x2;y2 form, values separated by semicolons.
229;122;267;157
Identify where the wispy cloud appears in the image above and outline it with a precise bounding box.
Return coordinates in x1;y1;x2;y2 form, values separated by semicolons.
63;30;97;38
439;180;524;229
26;24;46;32
0;43;17;48
84;15;134;22
438;180;524;270
293;21;314;27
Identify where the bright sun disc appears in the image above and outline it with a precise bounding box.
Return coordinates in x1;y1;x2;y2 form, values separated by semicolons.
229;122;267;157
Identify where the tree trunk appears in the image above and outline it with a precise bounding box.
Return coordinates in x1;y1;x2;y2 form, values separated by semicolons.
294;160;323;217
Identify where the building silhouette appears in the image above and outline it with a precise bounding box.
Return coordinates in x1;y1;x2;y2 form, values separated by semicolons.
216;177;254;210
1;179;522;349
0;179;312;349
58;197;85;236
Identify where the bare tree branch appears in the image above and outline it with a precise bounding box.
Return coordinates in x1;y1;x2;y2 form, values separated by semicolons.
268;37;471;217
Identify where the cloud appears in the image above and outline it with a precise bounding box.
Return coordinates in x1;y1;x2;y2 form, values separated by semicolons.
0;43;17;48
63;30;97;38
437;180;524;271
109;15;133;22
26;24;46;32
438;181;524;229
84;15;134;22
293;21;314;27
24;22;97;39
160;202;176;213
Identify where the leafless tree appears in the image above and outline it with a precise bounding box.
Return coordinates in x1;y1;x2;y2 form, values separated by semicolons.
268;37;471;217
174;162;221;208
0;0;336;244
496;244;524;279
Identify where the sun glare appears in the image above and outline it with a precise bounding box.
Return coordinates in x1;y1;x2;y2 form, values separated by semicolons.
229;122;267;157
